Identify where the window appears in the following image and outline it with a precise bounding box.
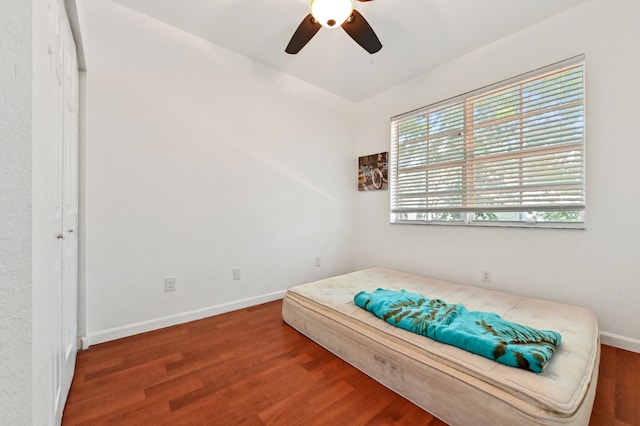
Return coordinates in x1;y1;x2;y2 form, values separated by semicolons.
390;57;585;228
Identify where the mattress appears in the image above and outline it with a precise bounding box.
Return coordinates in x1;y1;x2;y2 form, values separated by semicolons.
282;268;600;425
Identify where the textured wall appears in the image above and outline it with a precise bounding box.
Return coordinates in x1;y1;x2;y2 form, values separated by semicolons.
0;0;33;424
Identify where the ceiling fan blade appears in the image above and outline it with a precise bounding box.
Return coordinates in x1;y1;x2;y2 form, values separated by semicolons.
285;14;322;54
342;10;382;54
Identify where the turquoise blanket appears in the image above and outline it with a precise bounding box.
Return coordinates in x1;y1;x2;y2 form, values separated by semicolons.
354;288;561;373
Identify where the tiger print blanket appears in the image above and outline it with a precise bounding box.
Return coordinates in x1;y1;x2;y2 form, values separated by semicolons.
354;288;561;373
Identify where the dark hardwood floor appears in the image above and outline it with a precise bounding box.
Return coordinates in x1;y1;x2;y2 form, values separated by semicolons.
63;300;639;425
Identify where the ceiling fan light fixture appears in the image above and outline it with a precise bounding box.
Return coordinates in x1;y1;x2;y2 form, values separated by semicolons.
310;0;354;29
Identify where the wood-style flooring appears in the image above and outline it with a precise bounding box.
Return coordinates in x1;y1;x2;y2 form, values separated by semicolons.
63;300;639;425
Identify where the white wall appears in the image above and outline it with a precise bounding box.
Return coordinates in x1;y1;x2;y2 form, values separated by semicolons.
354;0;640;350
79;0;358;343
79;0;640;351
0;0;33;423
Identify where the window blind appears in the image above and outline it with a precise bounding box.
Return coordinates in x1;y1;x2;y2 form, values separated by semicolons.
390;57;585;223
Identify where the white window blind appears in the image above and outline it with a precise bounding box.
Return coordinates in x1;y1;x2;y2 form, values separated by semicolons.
390;57;585;227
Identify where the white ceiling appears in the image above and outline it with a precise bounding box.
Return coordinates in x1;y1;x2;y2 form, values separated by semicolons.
111;0;589;102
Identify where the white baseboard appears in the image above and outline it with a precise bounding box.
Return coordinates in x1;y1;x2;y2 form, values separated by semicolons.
600;331;640;353
79;336;89;350
83;290;287;348
82;299;640;355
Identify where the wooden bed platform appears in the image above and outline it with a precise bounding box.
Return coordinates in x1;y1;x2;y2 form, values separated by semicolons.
282;268;600;426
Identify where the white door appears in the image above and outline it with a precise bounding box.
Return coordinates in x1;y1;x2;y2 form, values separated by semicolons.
47;0;79;423
59;16;79;415
48;0;64;419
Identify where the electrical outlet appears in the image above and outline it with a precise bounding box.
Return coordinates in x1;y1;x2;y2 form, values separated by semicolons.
164;276;176;292
481;271;491;283
315;256;321;267
233;268;241;280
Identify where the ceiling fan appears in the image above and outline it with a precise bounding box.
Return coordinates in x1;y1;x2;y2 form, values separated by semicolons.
285;0;382;55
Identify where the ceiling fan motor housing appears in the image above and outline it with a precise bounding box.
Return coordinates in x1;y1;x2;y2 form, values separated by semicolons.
310;0;354;28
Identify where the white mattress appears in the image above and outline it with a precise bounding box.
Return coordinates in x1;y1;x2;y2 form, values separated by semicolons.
282;268;599;425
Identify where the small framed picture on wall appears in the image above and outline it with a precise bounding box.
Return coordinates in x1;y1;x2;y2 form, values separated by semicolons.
358;152;388;191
